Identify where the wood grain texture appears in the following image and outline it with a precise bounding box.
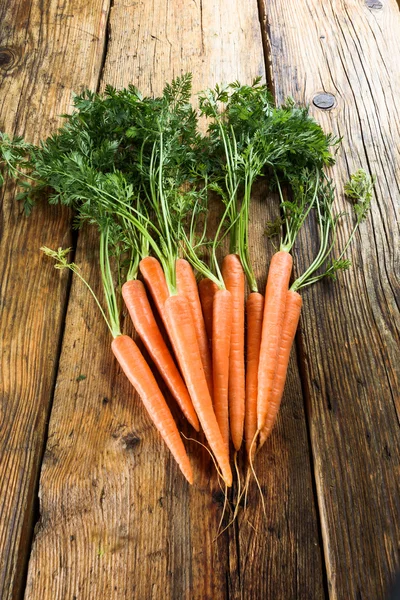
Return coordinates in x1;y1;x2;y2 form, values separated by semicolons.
236;181;326;600
0;0;110;598
25;2;323;599
259;0;400;598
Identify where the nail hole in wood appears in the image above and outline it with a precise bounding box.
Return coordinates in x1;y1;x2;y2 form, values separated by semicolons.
313;93;335;110
365;0;383;9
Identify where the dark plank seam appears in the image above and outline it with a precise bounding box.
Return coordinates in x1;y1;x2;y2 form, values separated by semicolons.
293;328;330;600
255;1;330;598
19;0;114;594
17;231;78;600
98;0;115;87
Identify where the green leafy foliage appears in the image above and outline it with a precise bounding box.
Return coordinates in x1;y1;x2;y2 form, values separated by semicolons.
290;169;374;291
344;168;375;223
197;79;339;289
1;75;373;298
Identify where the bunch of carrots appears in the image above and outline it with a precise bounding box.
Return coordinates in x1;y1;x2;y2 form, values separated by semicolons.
0;76;373;492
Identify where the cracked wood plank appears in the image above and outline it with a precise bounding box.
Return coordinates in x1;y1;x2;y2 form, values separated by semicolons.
259;0;400;598
24;1;324;599
0;0;110;598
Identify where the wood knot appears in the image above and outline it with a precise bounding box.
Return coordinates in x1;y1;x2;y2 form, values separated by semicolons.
0;47;19;71
122;432;141;450
312;93;336;110
212;489;225;506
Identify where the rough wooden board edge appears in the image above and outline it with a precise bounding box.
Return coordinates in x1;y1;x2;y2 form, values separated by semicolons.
0;0;111;597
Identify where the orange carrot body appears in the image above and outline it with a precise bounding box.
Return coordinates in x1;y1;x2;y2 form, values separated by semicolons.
222;254;245;451
176;259;213;398
111;334;193;484
164;294;232;487
198;277;218;348
212;289;233;452
259;290;302;447
122;279;199;431
257;251;293;431
139;257;169;325
245;292;264;457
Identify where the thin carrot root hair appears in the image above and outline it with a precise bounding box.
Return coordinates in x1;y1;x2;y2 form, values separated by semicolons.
180;432;224;482
248;429;267;524
181;432;232;534
243;468;252;512
213;451;245;541
213;494;242;541
231;451;243;523
215;483;229;541
226;435;258;521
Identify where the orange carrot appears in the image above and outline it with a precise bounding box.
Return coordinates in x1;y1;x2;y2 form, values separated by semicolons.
164;294;232;487
222;254;245;451
259;289;302;448
257;250;293;431
139;256;169;326
212;289;233;452
176;259;213;398
122;279;199;431
244;292;264;457
198;277;218;349
112;334;193;484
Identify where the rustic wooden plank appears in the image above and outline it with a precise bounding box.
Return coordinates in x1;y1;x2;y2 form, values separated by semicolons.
24;1;325;599
0;0;111;598
259;0;400;598
235;180;326;600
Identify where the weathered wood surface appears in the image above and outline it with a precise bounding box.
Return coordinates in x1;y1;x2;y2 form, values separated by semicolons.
0;0;110;598
0;0;399;598
23;1;324;599
259;0;400;598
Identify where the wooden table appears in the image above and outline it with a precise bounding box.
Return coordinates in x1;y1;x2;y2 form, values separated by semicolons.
1;1;399;598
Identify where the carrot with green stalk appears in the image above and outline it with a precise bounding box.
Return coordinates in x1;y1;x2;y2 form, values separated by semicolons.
0;77;232;486
0;125;200;478
199;81;338;456
118;208;200;431
259;170;374;448
256;170;322;435
181;193;241;456
141;167;233;484
199;82;271;452
116;78;232;486
41;238;193;484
